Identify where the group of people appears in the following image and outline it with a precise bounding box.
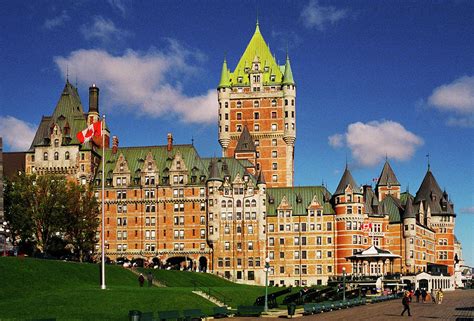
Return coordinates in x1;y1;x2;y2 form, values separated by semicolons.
401;288;444;316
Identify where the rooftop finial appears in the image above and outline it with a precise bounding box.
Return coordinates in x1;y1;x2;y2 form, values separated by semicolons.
256;6;259;27
66;64;69;82
426;153;430;170
191;136;194;146
345;153;348;170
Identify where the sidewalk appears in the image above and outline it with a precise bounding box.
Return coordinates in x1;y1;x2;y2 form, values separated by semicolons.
233;290;474;321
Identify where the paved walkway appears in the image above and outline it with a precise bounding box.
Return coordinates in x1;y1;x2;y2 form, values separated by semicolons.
234;290;474;321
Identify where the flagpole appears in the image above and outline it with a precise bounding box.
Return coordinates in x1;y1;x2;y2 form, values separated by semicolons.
101;114;106;290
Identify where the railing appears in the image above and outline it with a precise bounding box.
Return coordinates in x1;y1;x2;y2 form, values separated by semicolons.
192;280;232;306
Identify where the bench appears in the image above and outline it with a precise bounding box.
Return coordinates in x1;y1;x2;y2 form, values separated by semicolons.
213;306;234;318
236;305;264;317
183;309;207;321
157;310;182;321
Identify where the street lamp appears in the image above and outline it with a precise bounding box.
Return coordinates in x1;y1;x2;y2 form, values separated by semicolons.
264;257;270;312
342;266;346;302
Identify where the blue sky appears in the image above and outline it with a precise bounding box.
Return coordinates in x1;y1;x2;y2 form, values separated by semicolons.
0;1;473;265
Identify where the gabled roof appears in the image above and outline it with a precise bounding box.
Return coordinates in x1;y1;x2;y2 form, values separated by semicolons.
235;125;256;153
380;194;404;222
334;166;359;195
266;186;334;216
201;157;255;184
346;245;400;259
377;160;400;187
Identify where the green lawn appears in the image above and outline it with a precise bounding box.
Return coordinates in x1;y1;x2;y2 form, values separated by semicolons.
0;257;298;320
0;257;215;320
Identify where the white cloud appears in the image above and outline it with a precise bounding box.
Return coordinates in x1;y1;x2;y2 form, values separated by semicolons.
43;10;70;30
328;120;424;167
80;16;130;45
300;0;349;30
460;206;474;214
0;116;37;151
108;0;127;16
428;76;474;114
328;133;344;148
54;42;216;124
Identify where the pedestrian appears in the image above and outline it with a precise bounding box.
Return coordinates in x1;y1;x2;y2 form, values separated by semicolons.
431;289;437;303
401;292;411;316
421;289;427;303
436;289;444;304
138;273;145;287
414;288;421;303
147;271;154;287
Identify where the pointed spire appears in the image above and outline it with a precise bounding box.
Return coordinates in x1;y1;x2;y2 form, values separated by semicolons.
257;170;266;185
403;195;416;219
218;58;231;88
207;158;223;182
414;167;443;203
376;160;400;187
335;166;359;195
282;53;295;85
235;125;256;153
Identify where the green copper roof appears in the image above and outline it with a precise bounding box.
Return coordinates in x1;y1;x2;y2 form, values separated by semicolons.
96;144;207;185
282;54;295;85
29;81;89;151
227;23;284;86
380;195;403;223
218;59;231;88
201;157;256;183
266;186;334;216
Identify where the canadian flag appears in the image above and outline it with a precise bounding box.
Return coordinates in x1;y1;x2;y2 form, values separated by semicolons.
362;222;372;231
76;121;102;144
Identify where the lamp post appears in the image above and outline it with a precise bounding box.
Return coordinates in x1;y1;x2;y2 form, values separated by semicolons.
264;257;270;312
342;266;346;302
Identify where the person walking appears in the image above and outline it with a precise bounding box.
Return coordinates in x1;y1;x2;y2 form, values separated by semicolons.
436;289;444;304
138;273;145;287
401;292;411;316
414;288;421;303
147;271;154;287
431;289;437;304
421;289;427;303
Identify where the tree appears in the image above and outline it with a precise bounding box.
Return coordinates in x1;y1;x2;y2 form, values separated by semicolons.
64;182;100;262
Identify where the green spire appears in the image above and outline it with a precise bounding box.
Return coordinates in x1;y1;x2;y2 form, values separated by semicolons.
282;54;295;85
218;58;231;88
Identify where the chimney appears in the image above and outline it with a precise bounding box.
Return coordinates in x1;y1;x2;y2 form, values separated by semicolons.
112;136;119;154
89;84;99;113
167;133;173;151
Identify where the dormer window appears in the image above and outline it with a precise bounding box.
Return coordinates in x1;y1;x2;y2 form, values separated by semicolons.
54;139;59;147
65;152;70;160
43;152;48;161
54;152;59;160
238;76;243;83
253;63;259;71
270;75;275;82
244;67;249;73
176;161;181;170
120;163;124;171
264;66;269;72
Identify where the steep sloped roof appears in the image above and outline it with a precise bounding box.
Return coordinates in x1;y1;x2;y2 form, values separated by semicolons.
201;157;255;184
266;186;334;216
380;195;404;222
282;54;295;85
377;160;400;186
235;125;256;153
414;169;443;203
227;23;284;86
334;166;359;195
207;158;223;182
403;195;416;219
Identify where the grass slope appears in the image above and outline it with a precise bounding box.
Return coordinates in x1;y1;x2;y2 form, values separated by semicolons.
0;257;215;321
140;268;295;307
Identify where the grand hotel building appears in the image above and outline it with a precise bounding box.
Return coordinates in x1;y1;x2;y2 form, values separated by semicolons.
22;22;459;286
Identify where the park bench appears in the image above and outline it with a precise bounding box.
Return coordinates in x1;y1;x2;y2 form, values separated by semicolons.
157;310;182;321
236;305;264;316
213;306;234;318
183;309;207;321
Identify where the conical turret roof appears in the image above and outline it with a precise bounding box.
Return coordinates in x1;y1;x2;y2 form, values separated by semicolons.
235;125;256;153
218;59;231;88
207;158;223;182
257;170;266;185
377;160;400;187
403;195;416;219
334;166;359;195
282;54;295;85
414;168;443;203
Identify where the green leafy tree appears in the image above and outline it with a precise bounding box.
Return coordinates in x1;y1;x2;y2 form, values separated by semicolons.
5;173;69;254
64;182;100;262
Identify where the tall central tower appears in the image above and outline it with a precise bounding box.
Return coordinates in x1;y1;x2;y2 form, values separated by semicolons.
217;22;296;187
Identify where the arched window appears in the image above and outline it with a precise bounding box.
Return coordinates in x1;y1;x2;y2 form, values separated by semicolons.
245;200;250;207
65;152;70;160
271;99;277;107
251;200;257;207
236;200;242;207
291;99;295;106
221;200;226;208
254;100;259;108
227;200;233;208
54;152;59;160
43;152;48;161
54;139;59;147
